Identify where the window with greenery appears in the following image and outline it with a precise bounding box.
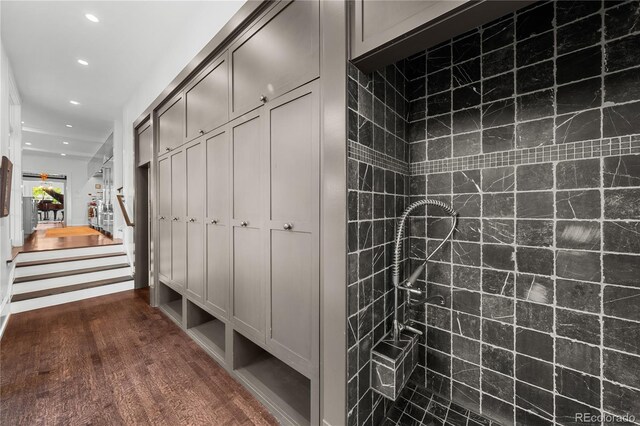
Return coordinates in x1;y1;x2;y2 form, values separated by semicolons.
32;186;63;204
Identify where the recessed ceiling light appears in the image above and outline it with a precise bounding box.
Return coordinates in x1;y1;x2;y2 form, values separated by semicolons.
61;153;66;156
77;59;89;66
25;142;32;145
66;124;73;128
70;100;80;105
85;13;99;23
21;121;25;124
63;141;69;145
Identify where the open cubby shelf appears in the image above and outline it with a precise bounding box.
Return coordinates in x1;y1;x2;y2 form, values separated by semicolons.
233;331;311;425
158;282;183;324
186;300;226;359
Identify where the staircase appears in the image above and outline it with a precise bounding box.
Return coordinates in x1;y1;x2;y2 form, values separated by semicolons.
11;244;134;313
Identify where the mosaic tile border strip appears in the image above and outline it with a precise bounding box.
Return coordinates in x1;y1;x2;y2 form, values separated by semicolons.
348;140;410;175
410;134;640;176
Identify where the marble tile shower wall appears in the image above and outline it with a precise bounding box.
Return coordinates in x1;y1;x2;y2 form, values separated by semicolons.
401;1;640;425
346;61;413;426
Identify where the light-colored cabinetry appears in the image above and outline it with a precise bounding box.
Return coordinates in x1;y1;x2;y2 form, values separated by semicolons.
170;150;187;288
205;128;230;319
229;0;319;118
158;149;187;290
137;123;152;166
351;1;467;59
158;96;184;155
158;156;172;282
264;82;319;377
350;0;532;73
230;112;264;340
186;140;205;301
185;54;229;142
153;2;320;423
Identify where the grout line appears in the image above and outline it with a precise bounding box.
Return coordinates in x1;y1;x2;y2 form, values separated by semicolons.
511;12;519;423
551;2;560;420
599;0;607;419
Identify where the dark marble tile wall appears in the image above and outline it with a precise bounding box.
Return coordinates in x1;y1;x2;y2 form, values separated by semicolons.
401;1;640;425
346;61;413;426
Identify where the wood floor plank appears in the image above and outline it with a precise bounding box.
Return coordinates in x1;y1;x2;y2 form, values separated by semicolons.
0;289;277;425
15;223;122;255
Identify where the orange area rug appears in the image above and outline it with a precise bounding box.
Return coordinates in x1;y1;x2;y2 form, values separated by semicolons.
44;226;102;238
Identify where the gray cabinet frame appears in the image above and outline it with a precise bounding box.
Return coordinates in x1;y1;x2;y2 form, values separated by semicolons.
263;81;320;379
143;1;347;424
184;52;229;143
228;0;320;119
350;0;535;73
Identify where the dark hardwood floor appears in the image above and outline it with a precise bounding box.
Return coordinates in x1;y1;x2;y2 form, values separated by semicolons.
13;223;121;258
0;289;277;425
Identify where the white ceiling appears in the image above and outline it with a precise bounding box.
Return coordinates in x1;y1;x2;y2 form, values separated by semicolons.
1;1;243;159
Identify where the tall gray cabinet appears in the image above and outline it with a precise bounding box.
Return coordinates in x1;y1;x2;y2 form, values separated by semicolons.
153;1;320;424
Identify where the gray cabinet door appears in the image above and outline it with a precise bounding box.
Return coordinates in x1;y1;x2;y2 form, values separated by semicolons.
232;226;263;339
158;96;185;155
229;0;319;118
264;82;319;376
205;129;230;318
351;1;466;58
137;123;152;166
158;156;172;282
232;115;261;224
186;141;205;301
171;150;187;288
185;53;229;142
230;112;264;340
349;1;529;72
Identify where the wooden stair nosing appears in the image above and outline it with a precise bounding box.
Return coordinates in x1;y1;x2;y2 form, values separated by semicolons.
13;263;131;284
16;241;123;255
11;276;134;302
16;252;127;268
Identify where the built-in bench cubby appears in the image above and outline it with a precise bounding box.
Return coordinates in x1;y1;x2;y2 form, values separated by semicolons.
233;331;311;425
186;300;226;361
158;281;183;325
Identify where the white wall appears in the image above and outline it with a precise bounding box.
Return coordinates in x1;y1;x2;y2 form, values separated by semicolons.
0;33;22;336
22;153;94;227
114;1;244;263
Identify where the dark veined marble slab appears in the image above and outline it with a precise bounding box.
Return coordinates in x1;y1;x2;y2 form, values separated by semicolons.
381;381;500;426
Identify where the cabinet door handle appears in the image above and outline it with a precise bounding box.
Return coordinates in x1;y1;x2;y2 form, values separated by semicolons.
189;218;196;222
240;221;248;227
165;147;171;152
172;217;179;221
283;223;293;230
159;216;165;220
211;219;218;224
199;129;205;135
259;94;267;103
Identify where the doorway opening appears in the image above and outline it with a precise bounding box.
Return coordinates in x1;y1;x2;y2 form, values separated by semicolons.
22;173;66;228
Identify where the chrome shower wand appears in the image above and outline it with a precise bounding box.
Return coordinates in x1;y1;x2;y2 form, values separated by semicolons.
392;199;457;341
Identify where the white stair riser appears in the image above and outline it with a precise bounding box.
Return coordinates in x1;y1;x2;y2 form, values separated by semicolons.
16;245;124;262
13;268;132;294
10;281;135;314
15;255;129;278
